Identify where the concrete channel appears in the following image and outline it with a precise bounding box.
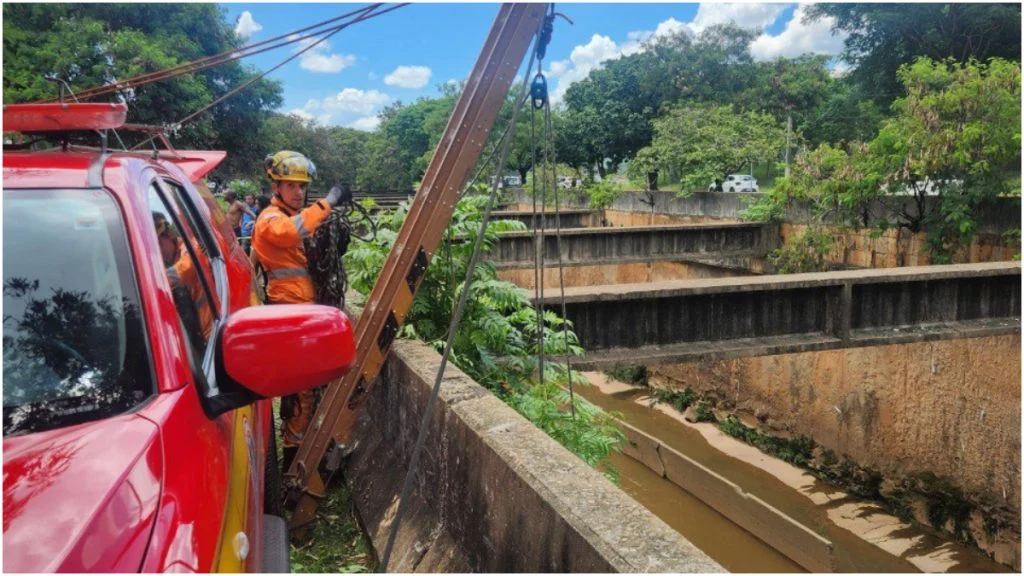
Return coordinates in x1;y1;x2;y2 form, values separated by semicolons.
337;192;1019;571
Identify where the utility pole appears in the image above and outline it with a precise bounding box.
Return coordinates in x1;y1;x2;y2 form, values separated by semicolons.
284;3;548;535
784;110;792;178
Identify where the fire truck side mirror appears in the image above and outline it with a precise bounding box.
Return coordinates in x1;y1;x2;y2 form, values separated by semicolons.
216;305;356;401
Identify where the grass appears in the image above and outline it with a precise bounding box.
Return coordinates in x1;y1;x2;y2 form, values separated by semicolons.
271;402;377;573
289;482;377;573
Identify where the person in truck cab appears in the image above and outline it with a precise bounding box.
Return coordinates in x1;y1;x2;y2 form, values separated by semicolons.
252;150;345;472
153;212;213;349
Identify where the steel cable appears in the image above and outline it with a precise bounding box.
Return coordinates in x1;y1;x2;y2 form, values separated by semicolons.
378;27;542;574
129;3;409;151
39;4;381;103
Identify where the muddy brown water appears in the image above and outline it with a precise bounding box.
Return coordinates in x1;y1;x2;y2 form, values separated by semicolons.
575;382;1010;573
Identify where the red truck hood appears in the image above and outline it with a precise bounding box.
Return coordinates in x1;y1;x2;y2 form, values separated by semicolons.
3;413;163;572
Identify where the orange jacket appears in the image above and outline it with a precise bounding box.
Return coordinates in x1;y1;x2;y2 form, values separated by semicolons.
167;239;214;341
252;195;331;304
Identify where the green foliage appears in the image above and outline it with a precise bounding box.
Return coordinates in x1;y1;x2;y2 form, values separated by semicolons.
718;416;817;468
289;481;375;572
345;196;625;479
2;4;282;178
560;24;762;175
769;57;1021;261
637;105;786;194
877;57;1021;257
652;387;698;412
806;3;1022;107
768;228;835;274
586;179;624;210
261;113;372;192
606;365;648;387
903;472;974;543
226;179;260;198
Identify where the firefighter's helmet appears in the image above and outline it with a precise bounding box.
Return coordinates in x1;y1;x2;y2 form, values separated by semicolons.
264;150;316;183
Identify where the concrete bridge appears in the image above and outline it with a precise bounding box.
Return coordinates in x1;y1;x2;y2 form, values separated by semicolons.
534;261;1021;367
489;222;777;269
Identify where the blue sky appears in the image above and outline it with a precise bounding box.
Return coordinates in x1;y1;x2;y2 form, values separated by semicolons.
220;3;846;131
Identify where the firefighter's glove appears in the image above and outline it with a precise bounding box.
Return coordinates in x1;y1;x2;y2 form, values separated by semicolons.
325;184;350;207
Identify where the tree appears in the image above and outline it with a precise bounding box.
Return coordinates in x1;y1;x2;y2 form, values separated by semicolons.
805;3;1022;106
636;105;786;193
755;57;1022;261
561;24;763;177
3;4;283;178
742;55;833;176
872;57;1021;257
801;80;885;146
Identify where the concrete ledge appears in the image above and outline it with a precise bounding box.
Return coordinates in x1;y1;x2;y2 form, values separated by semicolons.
489;222;777;267
346;338;723;573
543;261;1021;304
537;263;1020;351
572;318;1020;369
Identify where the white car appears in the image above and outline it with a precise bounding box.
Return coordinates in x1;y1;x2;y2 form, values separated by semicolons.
710;174;759;193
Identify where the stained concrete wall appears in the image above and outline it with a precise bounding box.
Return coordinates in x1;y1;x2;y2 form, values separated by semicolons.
541;262;1020;352
491;209;602;229
345;338;723;573
490;223;777;269
648;333;1021;568
782;223;1021;268
504;189;1020;266
497;260;748;290
505;188;1021;235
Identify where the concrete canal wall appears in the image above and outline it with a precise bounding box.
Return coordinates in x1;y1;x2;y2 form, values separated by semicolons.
344;338;723;573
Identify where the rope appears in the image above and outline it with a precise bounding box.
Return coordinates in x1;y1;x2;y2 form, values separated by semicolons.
543;78;576;418
304;199;378;309
39;4;382;103
378;30;541;574
129;3;410;150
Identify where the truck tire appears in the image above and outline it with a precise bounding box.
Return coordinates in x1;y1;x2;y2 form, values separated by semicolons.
264;418;284;517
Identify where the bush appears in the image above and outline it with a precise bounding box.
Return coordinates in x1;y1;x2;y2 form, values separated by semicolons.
586;180;623;209
345;196;625;481
768;227;835;274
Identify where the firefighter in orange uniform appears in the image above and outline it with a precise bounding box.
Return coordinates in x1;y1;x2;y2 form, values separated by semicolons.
252;151;344;472
154;213;214;345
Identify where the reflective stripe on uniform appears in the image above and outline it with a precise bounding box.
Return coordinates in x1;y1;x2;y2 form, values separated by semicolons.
266;267;310;279
291;213;311;240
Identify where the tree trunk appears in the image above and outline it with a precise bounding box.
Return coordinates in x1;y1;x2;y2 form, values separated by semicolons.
647;170;659;191
784;111;792;178
518;167;529;186
596;160;607;179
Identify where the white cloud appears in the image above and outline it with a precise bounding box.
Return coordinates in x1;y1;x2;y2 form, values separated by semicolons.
384;65;432;89
235;11;262;39
322;88;391;115
288;35;357;74
544;4;848;103
546;34;620;102
350;116;381;131
687;3;787;35
301;52;356;74
749;5;847;60
288;108;313;121
292;88;393;127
